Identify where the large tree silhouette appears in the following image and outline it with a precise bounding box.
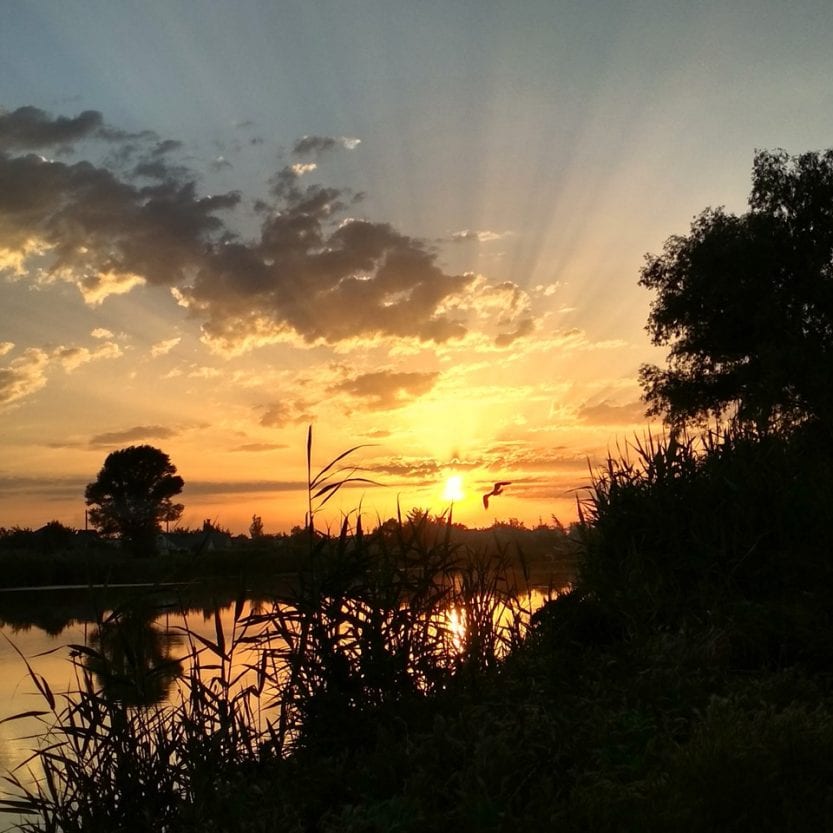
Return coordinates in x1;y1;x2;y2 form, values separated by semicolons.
85;445;184;556
639;148;833;432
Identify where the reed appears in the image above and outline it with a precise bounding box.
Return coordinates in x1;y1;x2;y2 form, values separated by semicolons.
576;422;833;634
6;424;831;830
0;430;538;830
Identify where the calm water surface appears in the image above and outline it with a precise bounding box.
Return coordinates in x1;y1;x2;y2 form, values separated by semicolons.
0;584;261;830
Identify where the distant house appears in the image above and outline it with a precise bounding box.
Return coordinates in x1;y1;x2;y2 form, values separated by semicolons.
163;521;233;555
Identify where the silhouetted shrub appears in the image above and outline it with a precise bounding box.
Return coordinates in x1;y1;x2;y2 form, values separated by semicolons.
577;424;833;631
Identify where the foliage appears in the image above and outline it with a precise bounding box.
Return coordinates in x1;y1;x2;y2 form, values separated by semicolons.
639;148;833;432
0;524;75;556
576;424;833;640
84;445;184;556
249;514;264;539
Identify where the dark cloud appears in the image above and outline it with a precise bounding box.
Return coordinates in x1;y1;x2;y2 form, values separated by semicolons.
185;166;474;347
0;106;153;151
331;370;439;409
292;135;360;156
0;108;508;350
130;140;188;181
132;159;174;179
293;135;338;156
0;474;85;499
89;425;178;447
0;151;239;296
0;106;104;150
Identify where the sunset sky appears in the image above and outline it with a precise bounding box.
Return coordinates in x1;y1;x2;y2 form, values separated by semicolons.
2;1;833;533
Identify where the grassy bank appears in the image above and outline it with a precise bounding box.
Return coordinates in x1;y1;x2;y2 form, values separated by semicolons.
4;424;833;831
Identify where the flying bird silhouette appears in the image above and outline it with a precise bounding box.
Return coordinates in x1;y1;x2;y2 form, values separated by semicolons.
483;481;512;509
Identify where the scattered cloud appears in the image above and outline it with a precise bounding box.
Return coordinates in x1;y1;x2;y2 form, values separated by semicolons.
576;399;651;426
151;336;181;357
450;229;509;243
368;457;442;483
53;341;122;372
0;342;13;357
187;366;222;379
78;270;147;305
331;370;439;409
433;275;538;350
90;327;114;339
292;135;361;156
0;347;49;407
533;283;560;297
290;162;317;176
89;425;178;447
231;442;288;452
259;399;314;428
485;446;589;473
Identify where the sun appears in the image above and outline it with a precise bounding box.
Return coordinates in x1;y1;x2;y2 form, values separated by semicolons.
442;475;464;503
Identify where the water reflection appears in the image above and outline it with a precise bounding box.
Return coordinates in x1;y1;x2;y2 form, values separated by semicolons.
85;608;184;706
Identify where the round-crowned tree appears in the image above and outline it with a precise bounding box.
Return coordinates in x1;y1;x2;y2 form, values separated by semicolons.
84;445;184;556
639;148;833;433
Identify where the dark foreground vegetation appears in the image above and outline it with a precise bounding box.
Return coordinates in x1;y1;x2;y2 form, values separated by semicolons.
2;423;833;832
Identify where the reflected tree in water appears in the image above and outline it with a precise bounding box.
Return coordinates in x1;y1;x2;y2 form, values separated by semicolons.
86;607;184;706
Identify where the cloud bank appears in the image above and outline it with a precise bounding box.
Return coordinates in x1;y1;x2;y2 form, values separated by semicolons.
0;107;537;355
